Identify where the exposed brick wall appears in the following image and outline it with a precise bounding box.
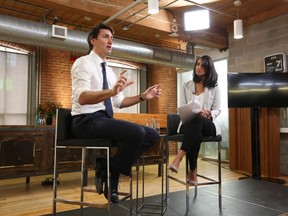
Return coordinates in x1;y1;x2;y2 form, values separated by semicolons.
39;48;74;108
147;64;177;114
147;64;178;155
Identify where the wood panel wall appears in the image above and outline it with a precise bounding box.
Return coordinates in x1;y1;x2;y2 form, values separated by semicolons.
229;108;280;177
259;108;280;177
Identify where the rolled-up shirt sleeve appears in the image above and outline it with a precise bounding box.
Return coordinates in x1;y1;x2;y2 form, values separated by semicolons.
72;58;93;102
71;56;104;115
112;92;124;108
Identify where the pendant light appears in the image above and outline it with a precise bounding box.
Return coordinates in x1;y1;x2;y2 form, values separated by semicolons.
234;19;243;39
148;0;159;14
233;0;243;39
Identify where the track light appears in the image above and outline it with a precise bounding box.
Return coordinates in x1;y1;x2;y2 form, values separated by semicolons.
148;0;159;14
122;25;129;31
168;18;179;37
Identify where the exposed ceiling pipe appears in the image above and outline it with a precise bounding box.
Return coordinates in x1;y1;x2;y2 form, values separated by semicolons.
103;0;144;25
0;14;195;69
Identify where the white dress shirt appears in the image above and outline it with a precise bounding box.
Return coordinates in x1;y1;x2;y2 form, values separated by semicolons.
71;51;124;116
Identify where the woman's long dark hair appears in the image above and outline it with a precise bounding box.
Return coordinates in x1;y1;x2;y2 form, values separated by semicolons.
193;55;218;88
87;23;114;53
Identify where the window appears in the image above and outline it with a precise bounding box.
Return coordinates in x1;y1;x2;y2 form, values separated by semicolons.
108;62;140;113
0;46;29;125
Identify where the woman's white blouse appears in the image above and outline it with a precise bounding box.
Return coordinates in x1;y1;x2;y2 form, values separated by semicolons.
179;80;221;135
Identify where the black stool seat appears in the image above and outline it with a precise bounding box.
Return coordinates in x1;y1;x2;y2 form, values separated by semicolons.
202;134;222;142
58;138;113;147
166;134;222;143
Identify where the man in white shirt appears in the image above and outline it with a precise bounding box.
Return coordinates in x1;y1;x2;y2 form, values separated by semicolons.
71;23;161;203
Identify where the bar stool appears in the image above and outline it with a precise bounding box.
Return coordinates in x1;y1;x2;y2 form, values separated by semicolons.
165;114;222;212
135;134;167;215
53;108;132;216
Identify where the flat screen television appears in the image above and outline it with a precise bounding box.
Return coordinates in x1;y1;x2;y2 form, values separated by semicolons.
227;73;288;108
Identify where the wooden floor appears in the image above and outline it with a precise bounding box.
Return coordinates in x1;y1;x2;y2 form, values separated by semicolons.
1;156;288;216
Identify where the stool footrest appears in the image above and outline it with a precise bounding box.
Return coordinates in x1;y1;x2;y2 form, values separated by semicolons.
197;181;220;186
55;198;108;208
197;174;219;182
118;192;132;201
168;175;186;186
168;174;220;186
83;187;97;193
137;203;167;215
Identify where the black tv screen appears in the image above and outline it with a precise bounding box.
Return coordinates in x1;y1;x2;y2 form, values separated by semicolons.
228;73;288;108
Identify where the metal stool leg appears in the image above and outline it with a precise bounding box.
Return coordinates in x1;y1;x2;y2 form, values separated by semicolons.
53;146;58;215
136;161;139;213
80;148;86;215
218;141;222;210
185;156;190;212
129;173;133;216
165;139;170;200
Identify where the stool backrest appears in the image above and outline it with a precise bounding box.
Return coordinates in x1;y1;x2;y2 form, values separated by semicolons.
167;114;181;136
56;108;73;141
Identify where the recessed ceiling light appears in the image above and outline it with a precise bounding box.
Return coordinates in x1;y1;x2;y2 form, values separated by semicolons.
84;16;91;21
122;25;129;30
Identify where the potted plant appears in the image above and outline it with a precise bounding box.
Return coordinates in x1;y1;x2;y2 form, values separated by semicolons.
37;101;63;125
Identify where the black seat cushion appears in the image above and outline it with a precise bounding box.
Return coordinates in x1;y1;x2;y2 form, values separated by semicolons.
56;108;113;147
57;108;73;141
58;138;113;147
165;114;222;143
166;134;222;143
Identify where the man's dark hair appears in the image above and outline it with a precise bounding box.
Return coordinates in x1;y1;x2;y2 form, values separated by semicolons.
87;23;114;53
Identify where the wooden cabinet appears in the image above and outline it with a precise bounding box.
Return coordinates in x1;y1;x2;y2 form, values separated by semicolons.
0;113;168;180
0;126;52;179
0;126;82;180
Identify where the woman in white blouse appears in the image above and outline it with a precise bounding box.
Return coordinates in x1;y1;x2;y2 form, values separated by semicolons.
169;55;221;185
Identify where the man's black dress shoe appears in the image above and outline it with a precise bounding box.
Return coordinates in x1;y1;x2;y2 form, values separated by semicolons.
104;188;120;203
104;172;120;203
95;158;107;195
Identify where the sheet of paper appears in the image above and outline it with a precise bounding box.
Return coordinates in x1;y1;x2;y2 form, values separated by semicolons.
177;99;202;124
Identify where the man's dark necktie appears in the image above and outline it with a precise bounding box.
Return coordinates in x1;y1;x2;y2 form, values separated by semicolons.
101;62;113;118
